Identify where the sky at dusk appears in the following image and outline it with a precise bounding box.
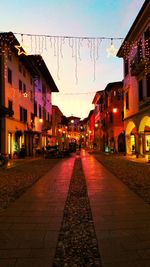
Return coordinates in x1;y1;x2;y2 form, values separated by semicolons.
0;0;145;119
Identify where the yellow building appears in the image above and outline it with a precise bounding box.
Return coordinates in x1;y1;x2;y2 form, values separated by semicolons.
117;1;150;158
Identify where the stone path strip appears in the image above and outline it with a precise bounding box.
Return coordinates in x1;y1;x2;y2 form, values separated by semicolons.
53;157;102;267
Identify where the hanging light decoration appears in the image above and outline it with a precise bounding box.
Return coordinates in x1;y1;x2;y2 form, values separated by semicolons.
106;38;118;57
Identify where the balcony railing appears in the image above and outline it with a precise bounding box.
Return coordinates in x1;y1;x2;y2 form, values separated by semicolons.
130;54;150;76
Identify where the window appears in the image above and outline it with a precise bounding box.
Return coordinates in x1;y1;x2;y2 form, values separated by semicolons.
146;73;150;97
126;91;129;110
8;100;13;117
19;80;22;91
39;105;42;118
144;27;150;59
109;112;113;123
138;79;143;102
8;52;12;61
137;38;143;63
20;107;23;121
20;106;27;122
24;109;27;123
23;68;26;77
8;68;12;84
31;112;34;122
121;110;124;121
34;101;37;116
30;90;33;101
48;113;50;122
19;64;22;73
23;83;26;93
124;59;129;76
30;77;33;85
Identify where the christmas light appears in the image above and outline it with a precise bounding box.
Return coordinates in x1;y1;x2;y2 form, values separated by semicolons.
15;45;28;56
106;39;118;57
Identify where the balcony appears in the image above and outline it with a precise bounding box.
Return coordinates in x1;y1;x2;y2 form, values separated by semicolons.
130;54;150;77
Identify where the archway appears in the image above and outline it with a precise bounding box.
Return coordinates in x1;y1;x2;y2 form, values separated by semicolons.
139;116;150;154
118;132;125;152
125;121;137;154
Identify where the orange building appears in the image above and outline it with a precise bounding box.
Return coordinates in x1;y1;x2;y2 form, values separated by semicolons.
92;82;124;152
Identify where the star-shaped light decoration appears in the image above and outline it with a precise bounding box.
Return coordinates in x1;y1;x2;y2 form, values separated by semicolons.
106;44;118;57
15;45;28;56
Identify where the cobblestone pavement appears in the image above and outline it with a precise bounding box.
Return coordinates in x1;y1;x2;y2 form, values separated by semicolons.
53;157;101;267
0;157;61;211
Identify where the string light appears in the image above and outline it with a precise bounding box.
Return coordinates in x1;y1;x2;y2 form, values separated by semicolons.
1;31;150;83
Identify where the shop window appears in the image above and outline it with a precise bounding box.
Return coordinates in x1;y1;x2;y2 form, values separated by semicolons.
145;135;150;152
131;134;135;153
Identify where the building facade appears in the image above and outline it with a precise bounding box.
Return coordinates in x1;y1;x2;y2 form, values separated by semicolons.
0;32;59;158
117;0;150;157
92;82;124;152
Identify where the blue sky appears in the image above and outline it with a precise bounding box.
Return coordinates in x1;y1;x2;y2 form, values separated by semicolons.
1;0;145;119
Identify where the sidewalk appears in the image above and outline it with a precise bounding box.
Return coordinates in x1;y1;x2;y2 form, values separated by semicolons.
82;151;150;267
0;157;75;267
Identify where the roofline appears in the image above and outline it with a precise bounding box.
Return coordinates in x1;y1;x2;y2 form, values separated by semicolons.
104;81;123;91
28;55;59;92
117;0;149;57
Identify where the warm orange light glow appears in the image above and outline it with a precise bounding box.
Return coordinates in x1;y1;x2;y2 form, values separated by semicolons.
89;130;92;134
58;128;62;132
113;108;117;113
71;119;74;123
39;118;43;123
95;123;98;128
23;92;28;97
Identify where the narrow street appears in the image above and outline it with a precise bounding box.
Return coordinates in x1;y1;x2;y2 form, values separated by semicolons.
0;151;150;266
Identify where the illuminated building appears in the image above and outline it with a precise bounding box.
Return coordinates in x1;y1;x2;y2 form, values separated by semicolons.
92;82;124;152
0;32;59;157
117;0;150;157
